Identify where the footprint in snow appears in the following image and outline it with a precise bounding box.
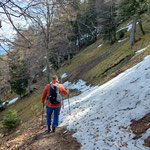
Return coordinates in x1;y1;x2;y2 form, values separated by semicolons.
145;73;150;79
145;67;150;70
130;77;140;83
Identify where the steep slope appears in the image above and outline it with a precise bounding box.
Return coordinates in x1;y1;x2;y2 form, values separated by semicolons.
0;13;150;150
61;14;150;85
60;55;150;149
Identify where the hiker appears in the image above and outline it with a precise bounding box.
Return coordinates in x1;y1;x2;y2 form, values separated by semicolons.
42;75;69;133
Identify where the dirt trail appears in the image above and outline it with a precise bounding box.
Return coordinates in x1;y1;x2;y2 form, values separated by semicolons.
0;120;81;150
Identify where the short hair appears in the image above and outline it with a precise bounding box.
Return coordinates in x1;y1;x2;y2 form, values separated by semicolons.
52;75;58;81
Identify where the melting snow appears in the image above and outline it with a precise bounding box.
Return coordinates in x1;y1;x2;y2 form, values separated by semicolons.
42;67;46;72
1;97;19;107
117;22;139;33
97;43;104;48
136;47;147;54
117;24;132;33
118;38;128;43
61;73;67;79
8;97;19;105
63;80;94;92
60;55;150;150
43;56;47;59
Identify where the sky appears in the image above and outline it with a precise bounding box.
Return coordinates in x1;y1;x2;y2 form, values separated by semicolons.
0;15;23;55
0;0;50;55
0;45;9;55
0;0;83;55
0;1;29;55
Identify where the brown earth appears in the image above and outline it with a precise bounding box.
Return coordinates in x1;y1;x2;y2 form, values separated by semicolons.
0;119;81;150
64;51;111;83
64;52;133;85
130;112;150;147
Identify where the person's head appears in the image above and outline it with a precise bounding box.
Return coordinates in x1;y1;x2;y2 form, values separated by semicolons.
52;75;58;82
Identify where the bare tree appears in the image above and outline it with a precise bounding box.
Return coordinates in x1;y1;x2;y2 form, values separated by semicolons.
147;0;150;14
0;20;2;28
24;0;59;83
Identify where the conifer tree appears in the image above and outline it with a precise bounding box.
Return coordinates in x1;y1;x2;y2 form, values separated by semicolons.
8;51;29;98
119;0;146;48
71;0;98;48
97;0;117;44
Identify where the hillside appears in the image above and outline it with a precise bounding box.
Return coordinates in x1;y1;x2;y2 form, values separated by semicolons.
61;14;150;85
0;13;150;150
60;55;150;149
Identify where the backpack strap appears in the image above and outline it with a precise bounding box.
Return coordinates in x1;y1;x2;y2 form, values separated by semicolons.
56;84;59;94
49;83;59;94
49;83;54;96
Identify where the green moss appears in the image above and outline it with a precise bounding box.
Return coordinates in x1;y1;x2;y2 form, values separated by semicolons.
61;40;105;73
84;41;134;84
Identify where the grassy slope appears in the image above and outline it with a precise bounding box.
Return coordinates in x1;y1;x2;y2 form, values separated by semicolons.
0;13;150;141
61;13;150;85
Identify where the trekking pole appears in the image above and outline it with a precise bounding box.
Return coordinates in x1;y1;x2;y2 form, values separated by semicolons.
40;103;45;129
62;93;64;109
68;94;71;115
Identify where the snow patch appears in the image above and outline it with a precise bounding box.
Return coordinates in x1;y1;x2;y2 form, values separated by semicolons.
117;22;139;33
118;38;128;43
61;73;67;79
42;67;46;72
63;80;94;92
117;24;132;33
97;43;104;48
1;97;19;107
60;55;150;150
136;47;147;54
8;97;19;105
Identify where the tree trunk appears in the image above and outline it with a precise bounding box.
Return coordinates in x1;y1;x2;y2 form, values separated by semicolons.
28;79;31;96
67;52;71;65
109;30;113;44
148;0;150;14
57;54;61;68
94;29;97;41
0;87;1;104
129;16;137;48
60;73;63;84
46;62;50;84
45;0;51;84
138;20;145;35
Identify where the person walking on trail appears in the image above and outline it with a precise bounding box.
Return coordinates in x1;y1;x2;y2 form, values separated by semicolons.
42;75;69;133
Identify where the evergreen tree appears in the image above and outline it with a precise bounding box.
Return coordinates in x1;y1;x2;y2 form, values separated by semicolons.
97;0;118;44
119;0;146;48
71;0;98;48
8;51;29;98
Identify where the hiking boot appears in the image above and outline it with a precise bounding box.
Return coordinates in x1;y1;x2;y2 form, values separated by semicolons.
52;126;56;132
45;125;51;134
43;129;51;134
46;130;51;134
